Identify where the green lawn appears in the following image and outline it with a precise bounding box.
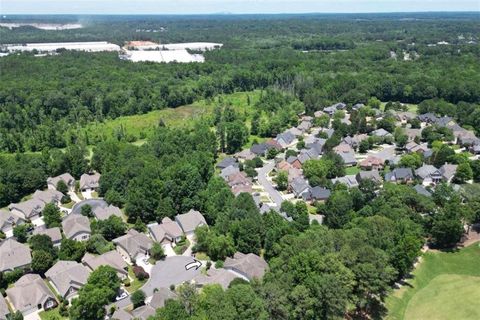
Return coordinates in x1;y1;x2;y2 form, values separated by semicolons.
126;266;147;293
345;166;360;175
39;308;67;320
386;244;480;320
174;238;191;255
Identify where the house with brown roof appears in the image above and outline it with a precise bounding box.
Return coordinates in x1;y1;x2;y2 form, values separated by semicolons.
62;213;91;241
32;226;62;247
359;156;384;170
0;238;31;272
149;288;177;309
82;251;129;280
113;229;153;263
45;261;91;299
224;252;268;281
93;205;123;221
6;274;57;316
32;189;64;205
193;268;239;290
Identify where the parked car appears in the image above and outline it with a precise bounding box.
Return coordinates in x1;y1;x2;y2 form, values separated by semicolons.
115;289;129;301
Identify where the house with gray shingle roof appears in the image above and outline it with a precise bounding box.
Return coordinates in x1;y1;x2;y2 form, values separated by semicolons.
371;128;393;139
356;170;383;184
290;177;310;198
79;172;101;192
385;168;414;184
440;164;458;183
113;229;153;263
0;209;24;235
62;213;91;241
111;309;133;320
414;185;432;197
93;204;123;221
337;150;357;167
302;186;331;202
149;287;177;309
148;217;183;244
331;175;359;188
82;251;128;280
275;131;296;148
47;173;75;191
193;268;239;290
175;209;207;236
216;157;238;170
0;238;31;272
415;165;442;186
45;261;91;299
224;252;268;281
32;225;62;247
32;189;64;205
8;199;45;221
6;274;57;316
131;305;156;320
220;165;240;180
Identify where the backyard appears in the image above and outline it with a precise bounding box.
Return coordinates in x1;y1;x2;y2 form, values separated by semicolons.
386;244;480;320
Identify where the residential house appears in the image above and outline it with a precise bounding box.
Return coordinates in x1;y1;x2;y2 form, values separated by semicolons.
62;213;91;241
175;209;208;236
298;148;319;163
234;149;255;161
276;160;292;171
435;116;454;127
290;177;310;198
275;131;296;148
265;139;283;151
287;167;303;184
395;111;416;123
148;217;183;244
320;128;335;138
285;127;303;137
415;165;442;186
314;110;325;117
0;209;24;236
306;139;326;155
227;172;251;189
193;268;238;290
224;252;268;281
149;288;177;309
32;226;62;247
405;128;422;142
406;142;430;154
82;251;129;280
32;189;64;205
286;156;302;169
352;103;365;111
385;168;414;184
414;185;432;197
8;199;45;221
337;150;357;167
216;157;238;170
0;238;31;272
45;261;91;299
359;156;384;170
323;102;346;116
6;274;57;316
297;120;312;132
343;134;368;149
356;170;383;184
302;186;331;202
220;165;240;180
250;143;271;157
232;183;253;196
333;143;354;154
440;164;458;183
79;172;101;192
301;115;314;122
93;204;123;221
0;295;9;320
131;305;156;320
113;229;153;263
371;128;393;139
111;309;134;320
47;173;75;191
331;175;359;188
417;113;438;124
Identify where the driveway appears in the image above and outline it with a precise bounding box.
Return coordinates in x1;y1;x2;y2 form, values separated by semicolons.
68;191;82;203
257;161;284;209
141;256;202;297
71;199;108;215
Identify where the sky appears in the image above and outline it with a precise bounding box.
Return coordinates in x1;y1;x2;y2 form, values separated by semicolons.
1;0;479;15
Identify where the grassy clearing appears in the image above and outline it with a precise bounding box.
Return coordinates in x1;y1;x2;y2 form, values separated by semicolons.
39;307;67;320
386;244;480;320
345;166;360;175
126;266;147;293
380;102;418;114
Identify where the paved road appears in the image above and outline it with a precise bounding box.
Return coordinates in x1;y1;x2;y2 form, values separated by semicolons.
257;161;284;209
71;199;107;215
113;256;201;309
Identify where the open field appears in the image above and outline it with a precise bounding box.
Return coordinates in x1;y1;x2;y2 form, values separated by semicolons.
80;90;260;145
386;244;480;320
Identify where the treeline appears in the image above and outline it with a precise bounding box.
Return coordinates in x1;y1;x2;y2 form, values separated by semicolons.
1;38;479;152
292;37;355;51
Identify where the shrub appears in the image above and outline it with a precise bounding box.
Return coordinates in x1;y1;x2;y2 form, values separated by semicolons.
132;266;149;281
131;290;146;308
215;260;224;269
